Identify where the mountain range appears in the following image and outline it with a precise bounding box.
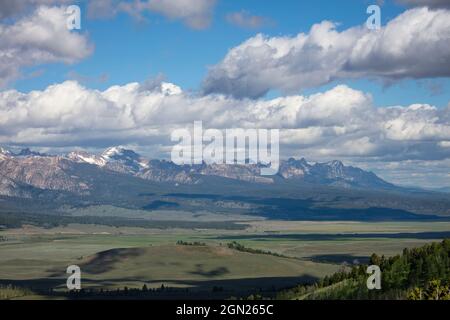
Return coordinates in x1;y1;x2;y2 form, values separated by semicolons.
2;146;450;223
0;146;395;198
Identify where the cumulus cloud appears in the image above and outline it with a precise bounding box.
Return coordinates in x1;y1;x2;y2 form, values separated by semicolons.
87;0;119;19
0;6;93;87
0;0;70;20
226;11;272;29
87;0;216;29
203;7;450;98
397;0;450;9
1;80;450;170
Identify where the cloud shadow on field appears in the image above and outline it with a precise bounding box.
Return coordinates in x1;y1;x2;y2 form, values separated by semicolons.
189;264;230;277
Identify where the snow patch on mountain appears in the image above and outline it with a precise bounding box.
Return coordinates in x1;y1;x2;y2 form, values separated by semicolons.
67;151;107;166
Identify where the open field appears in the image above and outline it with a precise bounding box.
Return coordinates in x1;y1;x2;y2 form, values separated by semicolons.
1;220;450;299
63;205;264;222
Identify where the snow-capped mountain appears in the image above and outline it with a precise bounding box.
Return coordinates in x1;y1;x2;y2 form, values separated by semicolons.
0;146;395;197
68;147;149;173
0;147;11;160
67;151;107;167
101;147;148;172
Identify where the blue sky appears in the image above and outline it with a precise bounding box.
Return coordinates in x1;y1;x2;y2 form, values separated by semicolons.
14;0;449;108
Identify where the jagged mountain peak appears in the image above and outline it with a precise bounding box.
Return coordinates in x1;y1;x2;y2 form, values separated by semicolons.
67;150;107;166
326;160;344;168
0;147;11;154
317;160;345;178
286;157;309;166
101;147;148;173
15;148;46;157
0;147;11;160
0;146;396;195
102;146;125;158
67;147;148;172
1;147;47;158
102;146;140;160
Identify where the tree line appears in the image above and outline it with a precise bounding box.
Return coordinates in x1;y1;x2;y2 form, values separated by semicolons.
275;239;450;300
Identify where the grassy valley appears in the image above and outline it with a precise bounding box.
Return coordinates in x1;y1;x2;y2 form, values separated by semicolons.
1;217;450;299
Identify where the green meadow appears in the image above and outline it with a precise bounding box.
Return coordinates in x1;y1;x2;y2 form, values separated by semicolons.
1;219;450;299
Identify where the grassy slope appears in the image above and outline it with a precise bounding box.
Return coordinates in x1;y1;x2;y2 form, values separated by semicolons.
73;245;337;290
2;221;450;299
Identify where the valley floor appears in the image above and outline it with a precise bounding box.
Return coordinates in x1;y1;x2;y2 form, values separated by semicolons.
1;220;450;299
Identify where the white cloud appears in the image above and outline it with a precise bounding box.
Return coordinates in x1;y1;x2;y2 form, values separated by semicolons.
366;158;450;188
0;0;70;20
87;0;216;29
1;80;450;168
203;8;450;98
0;6;93;87
226;11;272;29
382;104;450;141
397;0;450;9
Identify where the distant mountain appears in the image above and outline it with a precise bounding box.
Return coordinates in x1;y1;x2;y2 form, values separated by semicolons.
101;147;148;173
437;187;450;193
0;155;91;196
67;150;107;167
1;146;450;221
69;147;195;184
14;148;47;157
0;147;11;160
0;146;395;197
279;158;394;189
0;174;33;198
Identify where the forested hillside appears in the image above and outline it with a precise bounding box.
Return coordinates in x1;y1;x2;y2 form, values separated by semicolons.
275;239;450;300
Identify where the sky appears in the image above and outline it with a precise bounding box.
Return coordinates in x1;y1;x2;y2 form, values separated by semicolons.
0;0;449;188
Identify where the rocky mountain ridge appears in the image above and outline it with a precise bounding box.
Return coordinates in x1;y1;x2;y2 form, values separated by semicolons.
0;146;394;197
